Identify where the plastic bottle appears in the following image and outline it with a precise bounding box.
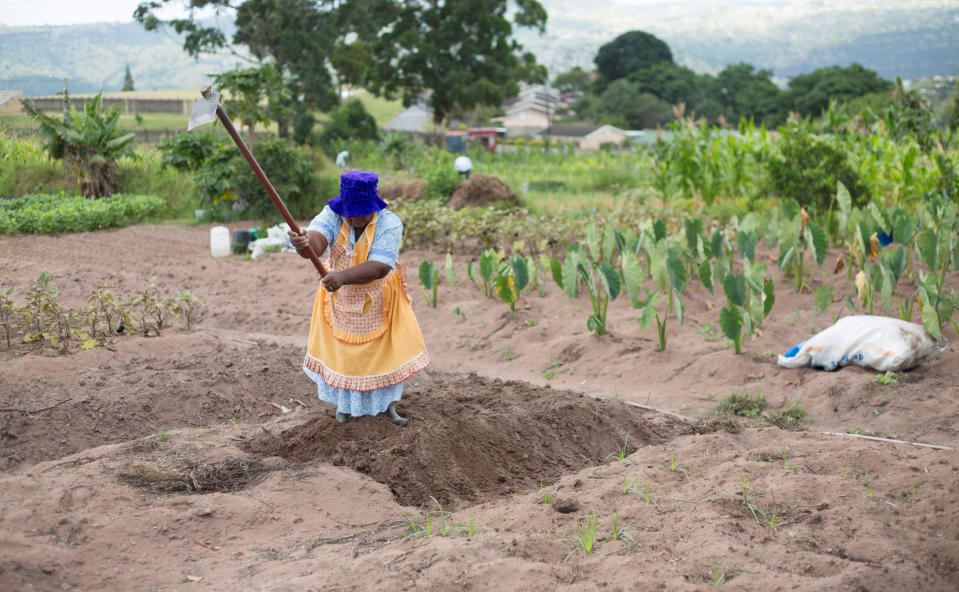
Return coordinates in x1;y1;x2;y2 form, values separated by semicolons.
210;226;231;257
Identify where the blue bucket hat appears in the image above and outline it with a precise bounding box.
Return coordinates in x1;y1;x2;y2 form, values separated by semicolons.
328;171;388;218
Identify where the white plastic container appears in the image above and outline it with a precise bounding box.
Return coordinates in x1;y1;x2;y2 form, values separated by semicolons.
210;226;231;258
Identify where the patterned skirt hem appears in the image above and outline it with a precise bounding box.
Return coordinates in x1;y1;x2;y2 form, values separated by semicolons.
303;349;430;391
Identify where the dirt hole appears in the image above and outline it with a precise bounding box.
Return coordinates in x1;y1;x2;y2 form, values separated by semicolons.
243;372;686;507
116;448;268;494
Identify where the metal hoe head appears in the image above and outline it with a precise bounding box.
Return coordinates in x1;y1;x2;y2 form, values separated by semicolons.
187;86;220;131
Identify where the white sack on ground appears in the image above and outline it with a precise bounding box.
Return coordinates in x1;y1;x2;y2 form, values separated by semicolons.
777;315;946;372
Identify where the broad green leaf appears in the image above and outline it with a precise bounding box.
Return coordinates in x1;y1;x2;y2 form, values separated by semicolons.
709;229;723;260
479;249;497;283
723;273;747;307
418;260;435;290
836;180;852;222
782;199;800;221
762;278;775;318
550;258;563;289
698;260;713;294
444;252;455;288
778;246;795;270
737;230;757;262
637;291;660;330
495;275;518;308
598;260;621;301
666;250;687;293
80;338;98;350
684;219;704;253
813;285;834;313
804;222;828;266
893;213;914;247
562;254;578;300
918;228;938;270
719;305;742;342
653;219;667;243
510;255;529;292
622;251;645;307
921;302;942;342
601;223;617;263
585;223;601;261
880;273;893;314
742;309;754;337
672;289;684;325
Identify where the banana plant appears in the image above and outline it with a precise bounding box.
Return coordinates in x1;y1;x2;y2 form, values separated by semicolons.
418;260;439;308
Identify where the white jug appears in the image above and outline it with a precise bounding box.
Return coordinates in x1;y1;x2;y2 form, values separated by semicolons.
210;226;230;257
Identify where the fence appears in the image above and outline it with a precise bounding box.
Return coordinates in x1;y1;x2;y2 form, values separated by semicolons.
22;97;192;115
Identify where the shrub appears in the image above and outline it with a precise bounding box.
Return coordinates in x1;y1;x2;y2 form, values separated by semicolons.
231;139;318;222
0;193;165;234
319;98;380;149
715;392;766;417
158;131;222;171
767;123;868;212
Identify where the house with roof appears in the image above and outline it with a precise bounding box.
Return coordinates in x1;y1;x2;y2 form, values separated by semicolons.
493;84;559;137
543;124;628;150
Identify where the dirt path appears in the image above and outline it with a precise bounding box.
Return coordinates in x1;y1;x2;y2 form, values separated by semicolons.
1;223;957;591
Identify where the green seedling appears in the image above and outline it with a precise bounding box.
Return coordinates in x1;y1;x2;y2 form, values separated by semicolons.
430;497;448;537
874;371;899;385
457;515;476;538
909;483;919;504
229;414;239;426
540;483;552;504
864;470;873;499
503;347;519;361
418;260;439;308
444;252;455;288
777;444;789;470
843;463;850;480
576;515;598;553
669;447;680;472
511;488;518;502
610;432;631;464
155;427;171;442
306;536;319;549
767;507;780;531
543;370;555;380
640;477;653;502
708;558;728;586
771;398;807;427
404;510;433;539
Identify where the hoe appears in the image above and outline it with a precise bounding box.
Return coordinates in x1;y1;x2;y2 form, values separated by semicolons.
187;86;328;277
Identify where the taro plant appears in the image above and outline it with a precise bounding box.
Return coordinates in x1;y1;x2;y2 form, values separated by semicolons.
0;287;15;348
777;199;827;294
630;229;686;350
914;196;959;341
467;248;501;298
551;245;620;335
418;259;439;308
444;252;455;288
719;257;775;354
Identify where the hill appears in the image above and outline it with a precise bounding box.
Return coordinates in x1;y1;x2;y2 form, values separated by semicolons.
0;1;957;97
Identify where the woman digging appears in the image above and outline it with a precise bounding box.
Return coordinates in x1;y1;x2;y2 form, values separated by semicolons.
288;171;429;426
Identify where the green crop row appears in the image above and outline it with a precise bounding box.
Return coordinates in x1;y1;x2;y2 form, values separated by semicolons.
0;192;165;234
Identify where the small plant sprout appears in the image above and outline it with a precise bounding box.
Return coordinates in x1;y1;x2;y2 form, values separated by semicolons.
768;507;780;531
503;347;519;361
716;391;765;417
843;463;850;480
777;444;789;470
622;473;630;495
874;371;899;385
909;483;919;504
306;536;319;549
404;509;433;539
155;427;171;442
611;432;631;464
669;446;680;472
576;515;598;554
864;470;873;500
511;488;518;502
709;558;728;586
430;496;449;537
540;483;552;504
418;260;440;308
457;514;476;538
640;477;653;503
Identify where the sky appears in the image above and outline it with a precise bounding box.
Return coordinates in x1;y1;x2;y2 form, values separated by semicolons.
0;0;222;26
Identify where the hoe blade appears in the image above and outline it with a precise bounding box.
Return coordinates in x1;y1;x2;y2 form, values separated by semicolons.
188;90;220;131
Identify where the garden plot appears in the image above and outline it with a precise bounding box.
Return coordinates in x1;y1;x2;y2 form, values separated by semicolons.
1;222;958;591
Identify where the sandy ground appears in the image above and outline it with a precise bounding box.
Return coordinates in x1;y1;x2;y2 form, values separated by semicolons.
1;222;957;591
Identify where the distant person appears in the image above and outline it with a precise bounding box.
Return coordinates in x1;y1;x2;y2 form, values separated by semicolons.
335;150;350;169
288;171;429;426
454;155;473;179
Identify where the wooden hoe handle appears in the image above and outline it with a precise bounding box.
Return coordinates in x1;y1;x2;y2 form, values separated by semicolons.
201;86;327;277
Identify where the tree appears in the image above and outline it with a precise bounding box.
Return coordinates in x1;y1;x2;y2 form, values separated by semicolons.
121;65;135;92
598;79;672;129
714;63;783;125
553;67;591;95
319;98;380;147
594;30;672;88
21;93;135;197
366;0;548;129
213;63;292;144
782;63;891;118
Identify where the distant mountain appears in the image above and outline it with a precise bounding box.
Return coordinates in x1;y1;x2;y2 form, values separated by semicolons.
1;1;956;97
0;21;239;96
521;0;959;81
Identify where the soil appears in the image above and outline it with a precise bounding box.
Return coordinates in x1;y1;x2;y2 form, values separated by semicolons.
378;179;428;203
447;173;519;209
1;222;957;591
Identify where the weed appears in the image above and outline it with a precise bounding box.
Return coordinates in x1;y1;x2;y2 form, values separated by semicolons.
669;447;680;472
771;398;807;427
457;515;477;538
511;488;518;502
640;477;653;502
431;497;449;537
452;306;466;320
229;414;239;426
543;370;555;380
763;349;776;358
874;371;899;385
503;347;519;361
909;483;919;504
575;515;598;553
540;483;552;504
767;507;780;531
776;444;789;470
716;391;766;417
404;510;433;539
698;322;718;342
872;409;884;416
610;432;631;464
306;536;319;549
708;558;728;586
155;427;171;442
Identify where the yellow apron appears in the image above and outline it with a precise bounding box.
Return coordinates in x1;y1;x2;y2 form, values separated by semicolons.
304;214;429;391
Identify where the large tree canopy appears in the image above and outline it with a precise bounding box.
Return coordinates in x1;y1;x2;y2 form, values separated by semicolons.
782;63;891;117
594;30;672;88
366;0;548;128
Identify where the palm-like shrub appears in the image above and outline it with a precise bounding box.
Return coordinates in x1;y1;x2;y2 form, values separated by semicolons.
22;93;135;197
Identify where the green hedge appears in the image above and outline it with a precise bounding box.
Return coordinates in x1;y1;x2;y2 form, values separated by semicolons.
0;193;166;234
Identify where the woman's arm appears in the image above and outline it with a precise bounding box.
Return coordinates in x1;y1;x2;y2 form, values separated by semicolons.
289;229;328;259
321;261;391;292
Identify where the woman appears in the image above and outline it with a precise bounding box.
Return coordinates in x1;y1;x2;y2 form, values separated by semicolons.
288;171;429;426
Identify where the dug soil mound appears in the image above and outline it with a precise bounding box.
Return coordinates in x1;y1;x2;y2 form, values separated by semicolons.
447;173;519;210
245;371;685;507
378;179;427;202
